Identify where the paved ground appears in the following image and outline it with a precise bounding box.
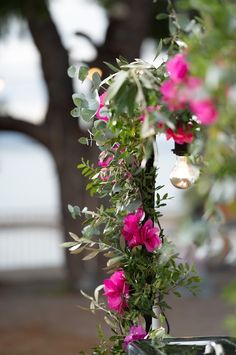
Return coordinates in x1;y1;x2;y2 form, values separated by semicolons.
0;266;235;355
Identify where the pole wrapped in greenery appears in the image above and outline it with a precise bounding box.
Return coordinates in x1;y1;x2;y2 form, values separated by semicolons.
64;1;236;352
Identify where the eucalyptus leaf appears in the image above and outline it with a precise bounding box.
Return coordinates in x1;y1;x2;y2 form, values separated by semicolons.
80;108;96;122
72;93;88;108
68;204;81;219
67;65;77;78
70;107;80;118
78;137;89;145
94;119;107;130
79;65;89;82
91;72;101;91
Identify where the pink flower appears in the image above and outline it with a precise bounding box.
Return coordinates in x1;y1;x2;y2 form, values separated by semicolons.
98;151;114;168
166;54;189;83
122;209;144;248
123;325;147;349
160;80;186;111
104;270;129;314
179;76;202;102
186;76;202;90
96;93;109;121
99;168;112;181
190;99;218;125
166;126;194;145
140;219;161;252
122;210;161;252
112;143;120;151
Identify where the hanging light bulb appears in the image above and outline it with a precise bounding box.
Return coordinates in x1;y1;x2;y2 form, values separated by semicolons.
170;155;199;189
170;143;200;190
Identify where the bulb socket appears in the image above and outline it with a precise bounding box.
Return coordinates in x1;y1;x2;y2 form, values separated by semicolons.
172;142;189;156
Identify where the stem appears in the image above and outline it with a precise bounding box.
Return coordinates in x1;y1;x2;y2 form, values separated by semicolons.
159;305;170;334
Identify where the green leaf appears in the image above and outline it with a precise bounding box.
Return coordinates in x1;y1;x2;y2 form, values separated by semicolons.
94;119;107;130
82;250;100;260
87;97;99;111
153;39;163;61
61;242;78;248
70;108;80;118
67;65;77;78
80;108;96;122
106;70;128;101
169;18;177;35
99;106;110;119
82;225;100;238
69;232;81;241
107;256;123;268
70;244;87;255
173;291;181;298
79;65;89;82
72;93;88;108
103;61;119;72
68;204;81;219
156;13;169;20
116;55;129;67
104;316;117;330
69;243;82;252
91;72;101;91
78;137;89;145
126;85;138;116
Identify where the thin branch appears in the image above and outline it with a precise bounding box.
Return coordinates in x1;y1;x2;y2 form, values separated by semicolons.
0;115;49;147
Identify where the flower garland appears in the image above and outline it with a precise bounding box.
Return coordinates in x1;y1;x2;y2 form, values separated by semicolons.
65;14;219;354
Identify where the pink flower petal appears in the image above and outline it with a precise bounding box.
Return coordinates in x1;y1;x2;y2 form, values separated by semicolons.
123;325;147;349
190;99;218;125
166;54;189;83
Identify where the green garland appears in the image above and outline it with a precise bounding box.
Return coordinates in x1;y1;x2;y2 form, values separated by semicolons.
63;1;236;352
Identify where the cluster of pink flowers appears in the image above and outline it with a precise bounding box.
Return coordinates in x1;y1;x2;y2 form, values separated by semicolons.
160;54;218;125
123;325;147;349
122;208;162;252
104;269;129;314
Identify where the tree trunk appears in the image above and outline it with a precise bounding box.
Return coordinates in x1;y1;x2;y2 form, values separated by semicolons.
22;0;98;290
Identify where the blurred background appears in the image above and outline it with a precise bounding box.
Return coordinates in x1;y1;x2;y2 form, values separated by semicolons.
0;0;235;354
